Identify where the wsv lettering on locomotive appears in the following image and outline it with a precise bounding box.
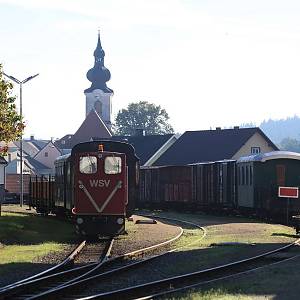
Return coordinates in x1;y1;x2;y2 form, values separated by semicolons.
89;179;110;187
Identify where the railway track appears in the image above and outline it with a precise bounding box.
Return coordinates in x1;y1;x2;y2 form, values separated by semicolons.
0;239;113;300
17;215;299;300
0;240;86;294
16;215;204;299
77;239;300;300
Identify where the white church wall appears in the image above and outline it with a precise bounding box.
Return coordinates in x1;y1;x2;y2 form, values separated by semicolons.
85;89;113;128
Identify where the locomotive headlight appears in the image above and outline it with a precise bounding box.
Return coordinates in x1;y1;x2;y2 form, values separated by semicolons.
117;218;124;225
77;217;84;224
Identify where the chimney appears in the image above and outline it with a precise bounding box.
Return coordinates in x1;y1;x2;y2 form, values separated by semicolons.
135;129;145;136
30;135;34;141
216;127;221;131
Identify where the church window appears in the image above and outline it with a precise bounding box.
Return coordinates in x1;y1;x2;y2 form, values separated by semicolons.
94;100;102;116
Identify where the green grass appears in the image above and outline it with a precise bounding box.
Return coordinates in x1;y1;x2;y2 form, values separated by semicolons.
146;210;296;254
184;253;300;300
202;223;295;246
141;210;298;299
0;212;77;269
165;287;267;300
0;244;61;264
165;261;295;299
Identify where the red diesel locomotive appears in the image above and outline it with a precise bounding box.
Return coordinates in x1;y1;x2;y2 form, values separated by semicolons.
30;141;139;237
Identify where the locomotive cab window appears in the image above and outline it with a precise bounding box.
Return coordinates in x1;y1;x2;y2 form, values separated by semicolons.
79;156;97;174
105;156;122;174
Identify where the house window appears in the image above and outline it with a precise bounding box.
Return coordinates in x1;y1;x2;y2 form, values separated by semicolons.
251;147;261;154
44;152;48;157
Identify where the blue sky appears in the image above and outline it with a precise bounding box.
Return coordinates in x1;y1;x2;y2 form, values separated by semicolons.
1;0;300;139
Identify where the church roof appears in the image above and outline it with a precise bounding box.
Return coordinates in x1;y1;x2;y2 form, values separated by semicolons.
84;32;113;94
55;109;112;149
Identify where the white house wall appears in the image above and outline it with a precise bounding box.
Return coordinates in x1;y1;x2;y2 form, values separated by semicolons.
34;142;61;169
232;132;276;160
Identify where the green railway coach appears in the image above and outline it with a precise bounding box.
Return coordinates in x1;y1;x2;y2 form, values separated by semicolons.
237;151;300;220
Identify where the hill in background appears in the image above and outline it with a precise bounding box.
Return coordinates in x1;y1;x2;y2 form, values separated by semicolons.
259;116;300;144
240;115;300;152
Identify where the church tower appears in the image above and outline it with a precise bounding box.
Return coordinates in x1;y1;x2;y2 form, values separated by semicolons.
84;32;113;130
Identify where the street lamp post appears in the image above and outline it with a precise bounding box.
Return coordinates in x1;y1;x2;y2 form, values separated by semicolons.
3;72;39;207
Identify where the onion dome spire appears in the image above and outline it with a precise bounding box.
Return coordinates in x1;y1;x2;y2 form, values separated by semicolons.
85;31;113;93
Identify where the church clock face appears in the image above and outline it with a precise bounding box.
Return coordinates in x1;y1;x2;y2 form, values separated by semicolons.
93;90;104;97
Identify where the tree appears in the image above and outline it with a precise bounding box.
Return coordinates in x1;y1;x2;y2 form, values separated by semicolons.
0;64;24;156
114;101;174;136
280;137;300;153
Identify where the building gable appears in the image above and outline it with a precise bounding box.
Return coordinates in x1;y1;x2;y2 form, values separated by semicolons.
154;127;278;166
104;134;176;166
232;131;278;159
143;135;178;166
34;141;62;169
14;140;40;157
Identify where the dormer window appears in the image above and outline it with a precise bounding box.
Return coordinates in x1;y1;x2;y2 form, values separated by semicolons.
251;147;261;154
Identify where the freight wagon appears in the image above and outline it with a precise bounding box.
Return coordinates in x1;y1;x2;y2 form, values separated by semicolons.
139;151;300;222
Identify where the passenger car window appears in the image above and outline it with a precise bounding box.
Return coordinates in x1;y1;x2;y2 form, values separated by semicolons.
79;156;97;174
105;156;122;174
